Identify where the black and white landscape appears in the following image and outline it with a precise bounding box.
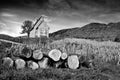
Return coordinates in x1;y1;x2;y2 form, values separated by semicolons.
1;0;120;80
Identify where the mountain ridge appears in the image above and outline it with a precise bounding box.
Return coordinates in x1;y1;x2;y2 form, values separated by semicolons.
49;22;120;41
1;22;120;42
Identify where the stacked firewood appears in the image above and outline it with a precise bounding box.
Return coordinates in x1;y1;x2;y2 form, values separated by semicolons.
2;46;93;70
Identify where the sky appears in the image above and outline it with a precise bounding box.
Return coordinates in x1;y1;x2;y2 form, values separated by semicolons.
1;0;120;37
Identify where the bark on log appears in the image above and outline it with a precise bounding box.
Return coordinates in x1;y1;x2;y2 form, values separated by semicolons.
61;53;68;60
67;55;79;69
38;58;49;68
27;61;39;70
15;58;26;69
33;50;43;60
48;49;62;61
3;57;14;67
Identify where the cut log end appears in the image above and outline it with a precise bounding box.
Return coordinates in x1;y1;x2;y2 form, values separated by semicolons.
61;52;68;60
27;61;39;70
67;55;79;69
21;46;32;58
33;50;43;60
48;49;62;61
3;57;14;67
15;58;26;69
38;57;49;68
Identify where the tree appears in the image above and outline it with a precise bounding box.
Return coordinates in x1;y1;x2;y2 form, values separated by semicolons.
21;20;33;37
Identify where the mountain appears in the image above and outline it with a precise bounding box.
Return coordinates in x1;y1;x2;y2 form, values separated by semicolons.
0;34;22;43
0;34;15;41
1;22;120;42
49;22;120;42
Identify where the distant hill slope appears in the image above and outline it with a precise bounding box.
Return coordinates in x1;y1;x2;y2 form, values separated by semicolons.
1;22;120;42
0;34;14;40
49;22;120;42
0;34;22;43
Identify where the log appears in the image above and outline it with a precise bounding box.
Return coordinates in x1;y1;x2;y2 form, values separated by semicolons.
27;61;39;70
67;55;79;69
55;61;68;68
38;58;49;68
61;52;68;60
3;57;14;67
21;46;32;58
33;50;43;60
48;49;62;61
54;61;63;68
15;58;26;69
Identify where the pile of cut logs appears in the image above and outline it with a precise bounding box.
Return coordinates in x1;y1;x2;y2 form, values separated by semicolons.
2;48;93;70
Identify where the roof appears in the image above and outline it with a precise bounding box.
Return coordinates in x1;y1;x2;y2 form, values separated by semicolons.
30;15;49;31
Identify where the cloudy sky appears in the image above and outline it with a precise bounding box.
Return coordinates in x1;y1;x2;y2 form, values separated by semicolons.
1;0;120;37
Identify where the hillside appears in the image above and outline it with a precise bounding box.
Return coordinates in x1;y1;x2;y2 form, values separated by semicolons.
0;34;23;43
1;22;120;42
49;22;120;41
0;34;15;41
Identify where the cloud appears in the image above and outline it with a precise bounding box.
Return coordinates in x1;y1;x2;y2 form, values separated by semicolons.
1;0;120;37
0;21;23;37
1;0;120;17
1;0;120;11
0;22;7;30
1;12;16;17
4;20;22;25
0;22;6;27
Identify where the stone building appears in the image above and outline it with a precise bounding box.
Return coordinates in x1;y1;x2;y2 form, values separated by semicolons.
26;15;50;49
30;15;50;38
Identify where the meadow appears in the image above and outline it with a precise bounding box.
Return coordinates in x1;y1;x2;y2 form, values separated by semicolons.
50;38;120;66
1;38;120;80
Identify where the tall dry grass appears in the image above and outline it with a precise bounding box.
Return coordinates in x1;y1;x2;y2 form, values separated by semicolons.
22;37;50;50
50;38;120;65
8;37;120;66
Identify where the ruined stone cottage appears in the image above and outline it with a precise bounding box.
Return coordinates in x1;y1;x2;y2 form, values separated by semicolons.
30;15;50;38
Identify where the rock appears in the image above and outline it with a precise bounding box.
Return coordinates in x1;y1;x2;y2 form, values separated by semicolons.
15;58;26;69
48;49;62;61
27;61;39;70
67;55;79;69
38;58;49;68
3;57;14;67
33;50;43;60
61;52;68;60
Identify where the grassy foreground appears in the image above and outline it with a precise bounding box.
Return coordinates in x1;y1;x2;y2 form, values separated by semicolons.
0;65;120;80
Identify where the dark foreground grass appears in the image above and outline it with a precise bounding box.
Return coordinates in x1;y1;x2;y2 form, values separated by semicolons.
0;65;120;80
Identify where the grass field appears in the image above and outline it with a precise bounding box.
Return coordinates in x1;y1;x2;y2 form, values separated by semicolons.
1;38;120;80
50;38;120;65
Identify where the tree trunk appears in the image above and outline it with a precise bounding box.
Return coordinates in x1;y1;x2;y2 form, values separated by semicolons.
67;55;79;69
48;49;62;61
